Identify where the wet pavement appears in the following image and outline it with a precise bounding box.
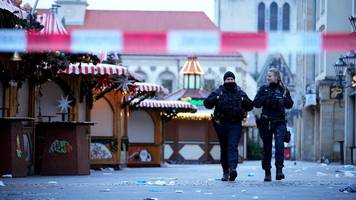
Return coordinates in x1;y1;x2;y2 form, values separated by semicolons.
0;161;355;200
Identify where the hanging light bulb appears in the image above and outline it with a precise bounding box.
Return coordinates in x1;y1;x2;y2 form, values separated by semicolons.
11;52;22;61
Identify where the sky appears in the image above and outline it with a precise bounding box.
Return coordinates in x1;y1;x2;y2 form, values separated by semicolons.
22;0;215;22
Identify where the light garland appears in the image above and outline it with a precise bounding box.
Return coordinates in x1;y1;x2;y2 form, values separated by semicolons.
173;112;212;120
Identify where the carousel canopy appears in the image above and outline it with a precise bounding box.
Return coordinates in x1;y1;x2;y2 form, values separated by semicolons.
180;56;203;75
36;12;68;35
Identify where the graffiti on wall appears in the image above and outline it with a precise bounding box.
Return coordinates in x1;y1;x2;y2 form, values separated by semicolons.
129;147;152;162
49;139;73;154
16;134;22;158
90;143;113;160
23;133;31;161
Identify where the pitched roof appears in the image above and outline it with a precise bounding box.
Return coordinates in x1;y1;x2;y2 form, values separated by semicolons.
180;56;204;75
38;9;218;31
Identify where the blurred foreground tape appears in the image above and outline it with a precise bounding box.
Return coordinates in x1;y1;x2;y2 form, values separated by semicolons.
0;29;355;54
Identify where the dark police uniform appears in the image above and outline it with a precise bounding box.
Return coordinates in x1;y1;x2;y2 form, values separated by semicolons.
253;82;293;180
204;83;253;181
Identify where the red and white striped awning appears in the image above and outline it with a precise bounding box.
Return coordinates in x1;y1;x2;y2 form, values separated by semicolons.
37;13;68;35
61;63;128;76
136;99;195;110
134;82;169;95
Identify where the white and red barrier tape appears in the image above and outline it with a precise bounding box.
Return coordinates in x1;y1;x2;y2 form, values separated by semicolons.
0;29;355;54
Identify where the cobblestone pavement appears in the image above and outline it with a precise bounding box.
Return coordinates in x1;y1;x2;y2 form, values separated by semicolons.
0;161;355;200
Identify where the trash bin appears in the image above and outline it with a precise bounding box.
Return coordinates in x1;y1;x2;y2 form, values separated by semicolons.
0;117;34;177
35;121;93;175
120;136;129;166
284;147;291;160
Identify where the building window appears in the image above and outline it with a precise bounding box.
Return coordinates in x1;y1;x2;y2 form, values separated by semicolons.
134;69;148;82
257;2;265;32
150;65;156;72
204;79;215;92
270;2;278;31
158;71;175;92
282;3;290;31
161;79;173;92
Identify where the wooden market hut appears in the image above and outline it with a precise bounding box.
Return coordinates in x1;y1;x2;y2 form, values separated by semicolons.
0;2;37;177
89;82;169;168
0;7;143;175
128;98;196;167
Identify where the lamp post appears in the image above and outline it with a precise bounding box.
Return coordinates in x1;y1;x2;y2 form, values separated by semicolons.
343;50;356;75
333;58;347;86
341;15;356;165
349;15;356;33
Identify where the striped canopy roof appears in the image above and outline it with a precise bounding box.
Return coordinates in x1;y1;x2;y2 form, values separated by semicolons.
134;82;169;95
61;63;128;76
37;12;68;35
136;99;196;110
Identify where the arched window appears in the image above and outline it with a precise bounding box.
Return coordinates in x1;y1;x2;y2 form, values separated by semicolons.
158;70;175;92
282;3;290;31
270;2;278;31
134;69;148;82
203;68;219;92
257;2;265;32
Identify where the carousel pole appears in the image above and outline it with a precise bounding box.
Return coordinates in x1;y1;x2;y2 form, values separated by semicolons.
31;0;40;16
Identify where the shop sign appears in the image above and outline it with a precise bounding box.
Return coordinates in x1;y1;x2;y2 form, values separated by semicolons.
188;99;204;106
330;85;343;99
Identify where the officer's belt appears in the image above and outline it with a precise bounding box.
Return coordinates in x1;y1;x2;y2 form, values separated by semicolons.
218;114;242;122
261;114;285;123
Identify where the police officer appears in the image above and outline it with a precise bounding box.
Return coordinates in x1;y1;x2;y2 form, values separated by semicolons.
204;71;253;181
253;68;293;181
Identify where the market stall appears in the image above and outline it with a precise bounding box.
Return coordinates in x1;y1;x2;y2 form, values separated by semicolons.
128;99;196;167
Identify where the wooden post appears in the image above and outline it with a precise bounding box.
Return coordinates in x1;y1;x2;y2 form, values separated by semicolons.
67;77;80;121
4;83;18;117
28;80;36;118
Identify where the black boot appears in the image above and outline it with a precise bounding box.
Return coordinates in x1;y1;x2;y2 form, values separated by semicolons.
276;168;285;180
264;169;271;182
229;169;238;181
221;172;229;181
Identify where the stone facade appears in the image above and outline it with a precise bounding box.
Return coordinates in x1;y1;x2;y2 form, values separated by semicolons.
344;0;356;164
295;0;354;162
215;0;297;75
120;55;257;96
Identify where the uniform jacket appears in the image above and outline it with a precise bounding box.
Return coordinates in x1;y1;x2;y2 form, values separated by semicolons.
253;83;293;120
204;85;254;120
